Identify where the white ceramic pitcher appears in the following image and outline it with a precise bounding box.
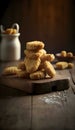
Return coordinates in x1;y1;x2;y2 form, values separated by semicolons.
0;23;21;61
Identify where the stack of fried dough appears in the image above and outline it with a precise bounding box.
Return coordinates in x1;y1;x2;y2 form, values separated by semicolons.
3;28;17;34
2;41;56;80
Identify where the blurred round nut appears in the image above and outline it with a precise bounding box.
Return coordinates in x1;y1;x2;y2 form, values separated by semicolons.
67;52;73;57
68;63;74;68
61;50;67;57
12;29;17;34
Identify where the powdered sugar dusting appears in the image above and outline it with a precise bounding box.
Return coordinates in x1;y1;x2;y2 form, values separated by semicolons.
39;91;67;105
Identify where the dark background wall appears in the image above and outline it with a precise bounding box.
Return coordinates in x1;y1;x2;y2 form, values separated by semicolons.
0;0;75;58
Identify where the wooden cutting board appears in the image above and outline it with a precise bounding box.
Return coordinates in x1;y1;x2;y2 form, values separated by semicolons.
0;71;70;94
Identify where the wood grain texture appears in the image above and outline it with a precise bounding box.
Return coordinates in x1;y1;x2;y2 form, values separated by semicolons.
70;67;75;84
0;96;31;130
69;65;75;93
32;90;75;130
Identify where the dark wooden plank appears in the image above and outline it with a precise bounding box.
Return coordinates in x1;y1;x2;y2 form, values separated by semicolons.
0;62;70;94
0;96;31;130
0;70;70;94
0;84;27;97
64;92;75;130
0;62;75;130
32;89;75;130
56;68;75;94
68;62;75;93
69;70;75;94
0;62;32;130
70;67;75;84
32;91;67;130
31;70;75;130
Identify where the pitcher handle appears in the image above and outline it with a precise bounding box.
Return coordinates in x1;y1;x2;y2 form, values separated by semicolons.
12;23;19;33
0;25;5;33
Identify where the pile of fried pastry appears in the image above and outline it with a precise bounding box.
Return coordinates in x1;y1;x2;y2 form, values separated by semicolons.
2;41;56;80
2;41;74;79
2;28;17;34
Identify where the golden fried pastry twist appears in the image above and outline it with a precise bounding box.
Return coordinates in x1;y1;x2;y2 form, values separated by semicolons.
56;62;68;69
44;61;56;77
30;70;45;80
24;57;41;73
2;66;21;75
26;41;44;51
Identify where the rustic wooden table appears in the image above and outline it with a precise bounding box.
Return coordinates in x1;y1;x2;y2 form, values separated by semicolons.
0;61;75;130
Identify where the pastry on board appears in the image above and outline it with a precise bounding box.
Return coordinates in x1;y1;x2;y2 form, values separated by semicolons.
2;40;56;79
26;41;45;51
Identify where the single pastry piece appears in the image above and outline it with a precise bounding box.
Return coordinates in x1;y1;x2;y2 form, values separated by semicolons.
56;61;68;69
61;50;67;57
24;57;41;73
2;66;21;75
30;70;45;80
41;54;55;62
43;61;56;77
67;52;73;57
17;61;26;70
16;70;29;78
68;63;74;68
24;49;40;59
24;49;46;59
26;41;45;51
